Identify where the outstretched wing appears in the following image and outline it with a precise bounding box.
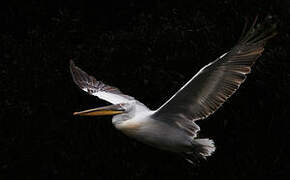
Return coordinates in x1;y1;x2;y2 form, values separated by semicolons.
70;60;134;104
154;18;276;123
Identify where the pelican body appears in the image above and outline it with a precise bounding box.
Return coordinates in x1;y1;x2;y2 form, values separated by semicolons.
113;109;197;153
70;18;276;163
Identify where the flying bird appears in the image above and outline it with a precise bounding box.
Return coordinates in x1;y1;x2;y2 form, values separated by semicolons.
70;18;276;163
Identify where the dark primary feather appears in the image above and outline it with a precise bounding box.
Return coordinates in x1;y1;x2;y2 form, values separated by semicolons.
154;18;277;124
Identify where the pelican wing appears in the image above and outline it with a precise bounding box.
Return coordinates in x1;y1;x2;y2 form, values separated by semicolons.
70;60;134;104
154;18;276;122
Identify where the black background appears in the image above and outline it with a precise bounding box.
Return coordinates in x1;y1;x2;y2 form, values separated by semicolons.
1;0;290;179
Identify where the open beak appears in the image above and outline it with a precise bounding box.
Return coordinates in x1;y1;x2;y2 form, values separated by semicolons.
73;104;125;116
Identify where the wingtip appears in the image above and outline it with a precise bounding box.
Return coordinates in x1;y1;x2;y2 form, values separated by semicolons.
69;59;75;75
70;59;75;67
240;16;277;44
69;59;79;85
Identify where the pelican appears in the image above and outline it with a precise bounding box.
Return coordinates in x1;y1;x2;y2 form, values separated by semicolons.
70;18;276;163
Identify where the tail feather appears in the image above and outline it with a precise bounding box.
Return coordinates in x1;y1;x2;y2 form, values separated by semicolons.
193;138;216;157
182;138;216;164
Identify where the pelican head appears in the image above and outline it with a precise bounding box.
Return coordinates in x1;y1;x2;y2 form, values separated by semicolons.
112;102;136;125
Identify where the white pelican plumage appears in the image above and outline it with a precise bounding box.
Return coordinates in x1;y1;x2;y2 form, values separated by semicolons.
70;18;276;163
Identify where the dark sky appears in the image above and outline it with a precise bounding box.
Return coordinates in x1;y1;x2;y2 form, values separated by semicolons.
1;0;290;179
